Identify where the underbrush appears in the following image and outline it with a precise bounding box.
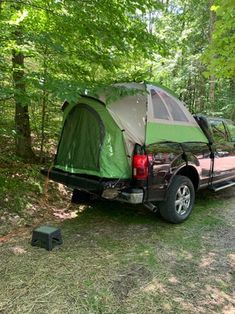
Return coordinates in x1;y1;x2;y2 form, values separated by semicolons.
0;131;69;237
0;113;69;236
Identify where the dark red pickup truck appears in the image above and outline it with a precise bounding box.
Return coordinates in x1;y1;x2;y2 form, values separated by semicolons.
143;115;235;222
42;83;235;223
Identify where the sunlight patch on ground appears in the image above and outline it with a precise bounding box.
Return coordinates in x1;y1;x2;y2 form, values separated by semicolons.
168;276;179;284
228;253;235;268
52;204;89;220
202;285;235;308
10;246;27;255
199;252;216;268
143;278;166;293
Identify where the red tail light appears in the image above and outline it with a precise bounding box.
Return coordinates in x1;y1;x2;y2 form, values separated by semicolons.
133;154;148;180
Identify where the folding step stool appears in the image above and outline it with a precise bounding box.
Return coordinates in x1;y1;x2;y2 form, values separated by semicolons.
31;225;63;251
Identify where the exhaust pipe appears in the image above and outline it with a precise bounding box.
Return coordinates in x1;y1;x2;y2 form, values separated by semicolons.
144;202;158;213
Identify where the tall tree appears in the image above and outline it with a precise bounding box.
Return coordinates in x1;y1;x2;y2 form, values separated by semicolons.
11;6;34;159
208;0;216;110
1;0;161;159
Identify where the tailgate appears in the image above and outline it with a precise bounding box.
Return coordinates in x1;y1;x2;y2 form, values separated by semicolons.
41;167;130;192
41;168;103;192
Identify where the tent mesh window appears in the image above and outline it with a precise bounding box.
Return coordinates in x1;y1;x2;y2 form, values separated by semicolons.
56;104;105;172
160;93;189;122
151;89;170;120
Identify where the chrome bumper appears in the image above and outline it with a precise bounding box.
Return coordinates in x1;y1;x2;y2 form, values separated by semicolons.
102;188;144;204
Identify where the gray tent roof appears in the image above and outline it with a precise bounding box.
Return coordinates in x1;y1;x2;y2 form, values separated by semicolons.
99;83;205;151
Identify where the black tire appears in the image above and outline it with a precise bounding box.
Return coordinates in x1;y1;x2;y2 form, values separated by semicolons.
159;175;195;223
71;189;92;204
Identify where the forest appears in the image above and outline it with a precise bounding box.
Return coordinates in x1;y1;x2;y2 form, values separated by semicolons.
1;0;234;160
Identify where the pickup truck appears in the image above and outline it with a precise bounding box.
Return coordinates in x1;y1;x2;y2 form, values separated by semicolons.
42;83;235;223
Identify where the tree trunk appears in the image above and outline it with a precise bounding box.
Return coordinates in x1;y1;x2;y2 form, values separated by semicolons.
198;73;207;112
40;82;47;162
40;47;50;162
208;0;216;110
209;76;215;106
229;78;235;120
12;44;34;159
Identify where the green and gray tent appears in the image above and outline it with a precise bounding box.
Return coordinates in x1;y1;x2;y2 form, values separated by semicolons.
54;83;208;179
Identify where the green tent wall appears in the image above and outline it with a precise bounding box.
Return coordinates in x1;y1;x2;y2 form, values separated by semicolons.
55;97;131;179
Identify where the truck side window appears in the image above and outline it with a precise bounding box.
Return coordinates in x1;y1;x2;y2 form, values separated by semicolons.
226;122;235;142
210;120;228;142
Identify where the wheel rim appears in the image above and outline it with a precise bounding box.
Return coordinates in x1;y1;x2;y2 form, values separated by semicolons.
175;184;191;216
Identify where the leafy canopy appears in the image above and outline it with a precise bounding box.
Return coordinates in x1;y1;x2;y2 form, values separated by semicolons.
203;0;235;78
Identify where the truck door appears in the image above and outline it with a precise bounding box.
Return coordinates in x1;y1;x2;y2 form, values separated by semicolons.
209;118;235;183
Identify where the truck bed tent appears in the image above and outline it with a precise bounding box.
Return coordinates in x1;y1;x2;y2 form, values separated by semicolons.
54;83;208;179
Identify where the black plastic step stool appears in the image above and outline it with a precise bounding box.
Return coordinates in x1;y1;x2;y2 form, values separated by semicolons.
31;225;63;251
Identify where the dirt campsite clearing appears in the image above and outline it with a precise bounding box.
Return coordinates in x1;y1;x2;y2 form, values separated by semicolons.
0;185;234;314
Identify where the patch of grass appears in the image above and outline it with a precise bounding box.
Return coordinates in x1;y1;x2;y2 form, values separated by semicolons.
0;189;234;313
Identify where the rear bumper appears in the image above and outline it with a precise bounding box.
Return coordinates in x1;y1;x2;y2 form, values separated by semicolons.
41;168;143;204
115;188;144;204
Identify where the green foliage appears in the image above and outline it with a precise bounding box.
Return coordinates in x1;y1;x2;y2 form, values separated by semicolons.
0;0;161;101
146;0;211;108
0;0;234;160
203;0;235;78
146;0;235;118
0;0;163;157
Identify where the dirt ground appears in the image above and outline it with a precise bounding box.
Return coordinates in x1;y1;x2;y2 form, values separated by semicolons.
0;187;234;314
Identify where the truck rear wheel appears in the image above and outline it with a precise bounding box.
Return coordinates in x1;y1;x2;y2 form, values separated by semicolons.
159;175;195;223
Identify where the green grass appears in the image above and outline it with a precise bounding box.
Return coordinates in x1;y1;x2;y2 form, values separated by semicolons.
0;136;234;313
0;193;234;313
